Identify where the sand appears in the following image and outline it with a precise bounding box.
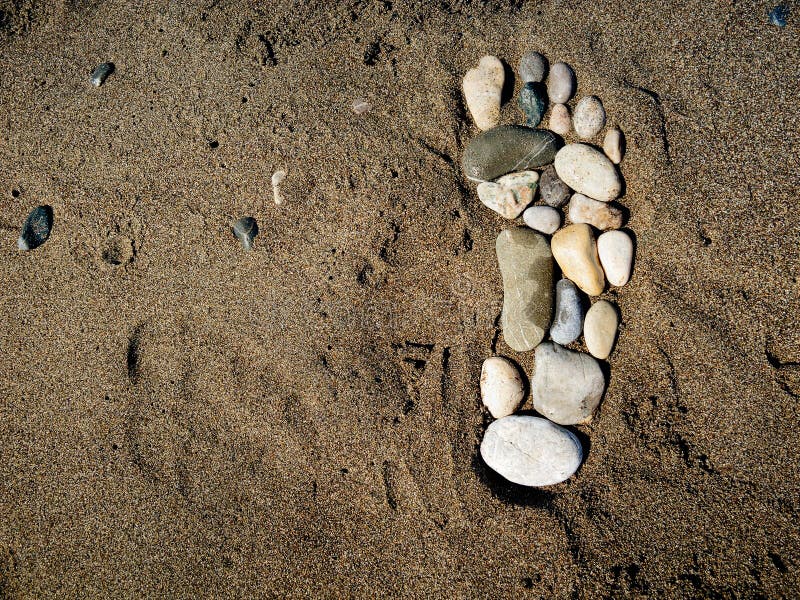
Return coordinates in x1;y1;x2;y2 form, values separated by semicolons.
0;1;798;597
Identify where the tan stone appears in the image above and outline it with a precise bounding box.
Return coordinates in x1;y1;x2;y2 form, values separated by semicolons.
584;300;619;360
551;224;605;296
463;55;504;131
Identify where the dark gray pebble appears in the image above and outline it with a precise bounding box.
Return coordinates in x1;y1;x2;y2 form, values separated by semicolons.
17;205;53;251
539;165;571;208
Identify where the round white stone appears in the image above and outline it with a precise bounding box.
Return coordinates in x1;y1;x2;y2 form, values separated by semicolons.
523;205;561;235
584;300;618;360
572;96;606;139
480;415;583;487
597;229;633;286
554;143;622;202
603;128;625;164
463;55;505;131
568;193;623;230
548;62;576;104
480;357;525;419
548;103;571;136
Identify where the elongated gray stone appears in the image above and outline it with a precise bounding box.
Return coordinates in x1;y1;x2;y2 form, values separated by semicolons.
518;82;548;127
496;228;554;352
462;125;561;183
550;279;585;345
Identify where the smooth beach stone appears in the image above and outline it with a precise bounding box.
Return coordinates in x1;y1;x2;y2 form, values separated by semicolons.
554;143;622;202
496;228;554;352
523;206;561;235
480;357;526;419
17;205;53;251
550;279;585;345
603;128;625;164
539;165;571;208
463;55;505;131
597;229;634;286
232;217;259;250
551;224;605;296
548;62;576;104
519;50;547;83
573;96;606;139
518;82;548;127
462;125;560;183
480;415;583;486
548;103;571;136
90;62;114;87
532;342;604;425
477;170;538;219
568;193;624;230
584;300;619;360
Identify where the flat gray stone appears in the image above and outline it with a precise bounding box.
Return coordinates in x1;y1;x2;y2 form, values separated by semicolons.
496;228;554;352
462;125;561;183
550;279;585;345
519;51;548;83
539;165;571;208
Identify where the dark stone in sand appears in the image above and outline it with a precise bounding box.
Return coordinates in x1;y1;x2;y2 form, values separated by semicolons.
539;165;571;208
461;125;560;182
17;205;53;251
518;82;548;128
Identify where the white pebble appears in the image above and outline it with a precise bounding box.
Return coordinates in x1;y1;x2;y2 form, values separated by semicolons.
523;205;561;234
463;56;504;131
272;170;287;205
554;143;622;202
480;357;525;419
352;98;372;114
573;96;606;139
548;103;571;136
584;300;619;360
597;229;633;286
603;128;625;164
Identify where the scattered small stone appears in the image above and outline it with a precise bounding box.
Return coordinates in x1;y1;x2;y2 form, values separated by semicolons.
496;228;553;351
518;82;548;127
480;357;525;418
272;170;287;206
554;143;622;202
352;98;372;114
531;342;605;425
550;278;585;345
462;125;561;182
519;51;548;83
90;62;115;87
584;300;618;360
523;205;561;235
551;223;605;296
603;128;625;164
769;4;789;27
232;217;259;251
597;229;634;287
568;193;624;230
463;55;505;131
547;62;576;104
17;205;53;251
548;103;571;136
478;171;538;219
480;415;583;486
572;96;606;139
539;165;571;208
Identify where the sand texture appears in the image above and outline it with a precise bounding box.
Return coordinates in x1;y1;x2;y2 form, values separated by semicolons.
1;1;798;597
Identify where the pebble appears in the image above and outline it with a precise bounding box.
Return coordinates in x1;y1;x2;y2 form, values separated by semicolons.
568;193;624;230
531;342;605;425
523;206;561;235
463;55;505;131
551;223;605;296
519;51;548;83
496;228;553;352
539;165;571;208
554;143;622;202
548;62;576;104
548;103;571;136
272;170;287;205
477;171;538;219
597;230;634;286
462;125;560;182
518;82;548;127
17;205;53;251
603;128;625;164
572;96;606;139
480;415;583;486
769;4;789;27
232;217;259;251
584;300;618;360
550;279;585;345
90;62;115;87
352;98;372;114
480;357;525;418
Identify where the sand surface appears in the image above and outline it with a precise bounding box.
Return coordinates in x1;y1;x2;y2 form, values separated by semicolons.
1;1;798;597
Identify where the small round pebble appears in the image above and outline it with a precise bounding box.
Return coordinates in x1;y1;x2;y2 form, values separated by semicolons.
549;103;571;136
480;415;583;487
480;357;525;419
573;96;606;139
548;62;576;104
603;128;625;164
539;165;571;208
519;50;548;83
584;300;619;360
523;205;561;235
550;279;585;346
568;193;624;230
597;230;634;287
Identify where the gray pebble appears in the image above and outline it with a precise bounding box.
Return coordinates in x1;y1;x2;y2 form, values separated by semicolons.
90;62;115;87
519;51;548;83
518;82;548;127
550;279;585;345
539;165;571;208
548;62;576;104
17;205;53;251
232;217;259;250
461;125;561;182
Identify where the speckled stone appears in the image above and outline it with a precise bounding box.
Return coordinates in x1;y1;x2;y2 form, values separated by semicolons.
518;82;548;127
550;279;585;345
548;103;571;136
551;224;605;296
554;143;622;202
584;300;619;360
548;62;576;104
519;51;548;83
573;96;606;139
477;171;539;219
462;125;561;183
568;193;624;230
523;206;561;235
539;165;571;208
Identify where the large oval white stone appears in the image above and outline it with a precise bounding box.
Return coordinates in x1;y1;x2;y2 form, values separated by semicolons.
597;230;634;286
554;143;622;202
463;56;504;131
480;357;525;418
480;415;583;486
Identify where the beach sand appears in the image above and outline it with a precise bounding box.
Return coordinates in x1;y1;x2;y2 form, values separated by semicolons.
1;1;798;596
